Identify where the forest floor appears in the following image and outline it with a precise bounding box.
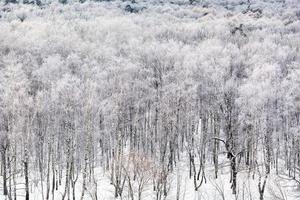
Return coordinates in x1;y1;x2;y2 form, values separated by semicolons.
1;156;300;200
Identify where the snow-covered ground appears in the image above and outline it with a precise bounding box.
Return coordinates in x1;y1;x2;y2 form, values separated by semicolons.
1;156;300;200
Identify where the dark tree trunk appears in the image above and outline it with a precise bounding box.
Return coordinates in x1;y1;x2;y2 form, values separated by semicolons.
231;156;237;194
24;159;29;200
2;150;8;196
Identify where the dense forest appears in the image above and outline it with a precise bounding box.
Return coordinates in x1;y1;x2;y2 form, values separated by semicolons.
0;0;300;199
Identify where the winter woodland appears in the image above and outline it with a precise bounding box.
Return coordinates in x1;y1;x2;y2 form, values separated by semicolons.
0;0;300;199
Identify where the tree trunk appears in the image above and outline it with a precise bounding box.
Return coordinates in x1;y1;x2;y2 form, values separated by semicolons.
62;162;70;200
231;156;237;195
80;154;87;200
24;159;29;200
2;150;8;196
46;143;51;200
